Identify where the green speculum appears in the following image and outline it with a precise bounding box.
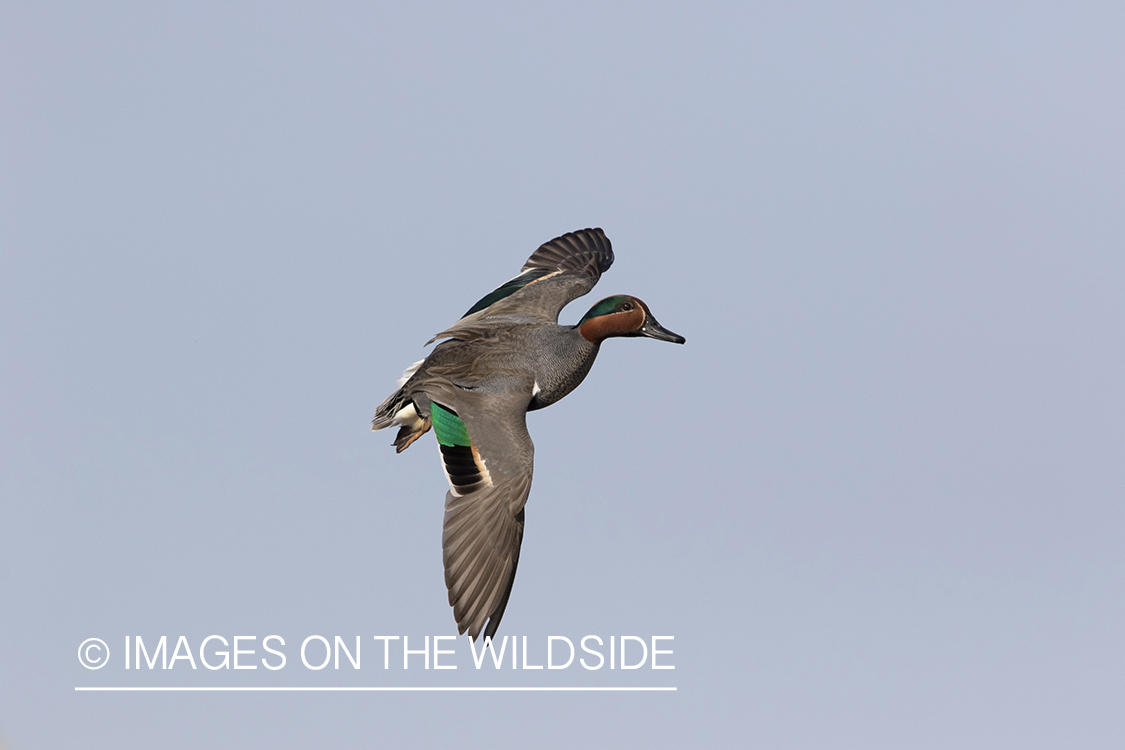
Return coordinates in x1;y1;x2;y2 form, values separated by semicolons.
431;402;472;447
462;268;553;318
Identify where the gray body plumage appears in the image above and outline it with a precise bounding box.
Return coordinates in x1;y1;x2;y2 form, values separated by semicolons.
416;323;599;410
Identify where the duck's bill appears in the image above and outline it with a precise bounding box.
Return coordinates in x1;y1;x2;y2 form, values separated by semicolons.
640;316;686;344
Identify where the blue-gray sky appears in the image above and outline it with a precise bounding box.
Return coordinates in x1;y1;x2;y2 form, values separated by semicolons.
2;2;1123;748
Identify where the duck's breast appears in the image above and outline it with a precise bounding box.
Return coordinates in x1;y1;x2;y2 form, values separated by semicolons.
523;327;599;411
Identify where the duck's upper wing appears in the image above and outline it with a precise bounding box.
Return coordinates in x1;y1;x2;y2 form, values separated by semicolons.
428;228;613;343
424;384;534;640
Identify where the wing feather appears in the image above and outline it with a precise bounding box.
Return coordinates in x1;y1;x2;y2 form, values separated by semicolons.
426;389;534;639
428;228;613;344
442;478;530;638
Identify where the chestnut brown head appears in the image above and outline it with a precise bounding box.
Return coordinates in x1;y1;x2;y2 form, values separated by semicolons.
576;295;686;345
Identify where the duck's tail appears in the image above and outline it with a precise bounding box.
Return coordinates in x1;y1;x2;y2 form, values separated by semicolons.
372;360;432;452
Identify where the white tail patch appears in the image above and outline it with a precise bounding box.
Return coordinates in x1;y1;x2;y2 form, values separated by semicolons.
397;359;425;386
391;402;422;429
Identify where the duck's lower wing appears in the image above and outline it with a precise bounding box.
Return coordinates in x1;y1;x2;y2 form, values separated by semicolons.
429;391;534;640
443;478;529;640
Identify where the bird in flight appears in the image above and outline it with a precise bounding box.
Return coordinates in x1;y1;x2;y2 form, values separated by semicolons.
372;228;685;640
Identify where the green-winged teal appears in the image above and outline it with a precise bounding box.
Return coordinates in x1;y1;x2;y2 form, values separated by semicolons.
372;228;685;639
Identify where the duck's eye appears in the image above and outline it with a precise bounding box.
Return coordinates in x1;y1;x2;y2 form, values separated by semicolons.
620;302;634;312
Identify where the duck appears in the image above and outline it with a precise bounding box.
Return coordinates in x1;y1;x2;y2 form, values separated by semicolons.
372;227;685;640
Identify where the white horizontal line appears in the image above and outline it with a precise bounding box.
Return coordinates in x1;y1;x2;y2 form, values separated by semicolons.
75;686;676;692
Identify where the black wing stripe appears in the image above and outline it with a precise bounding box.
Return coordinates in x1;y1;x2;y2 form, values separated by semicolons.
439;444;490;495
461;267;556;318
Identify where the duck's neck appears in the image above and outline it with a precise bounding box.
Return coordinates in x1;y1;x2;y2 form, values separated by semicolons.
527;328;600;411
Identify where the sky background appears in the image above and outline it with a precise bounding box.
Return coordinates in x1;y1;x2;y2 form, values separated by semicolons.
2;2;1124;748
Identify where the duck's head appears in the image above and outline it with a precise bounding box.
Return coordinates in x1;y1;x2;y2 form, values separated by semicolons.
577;295;686;345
